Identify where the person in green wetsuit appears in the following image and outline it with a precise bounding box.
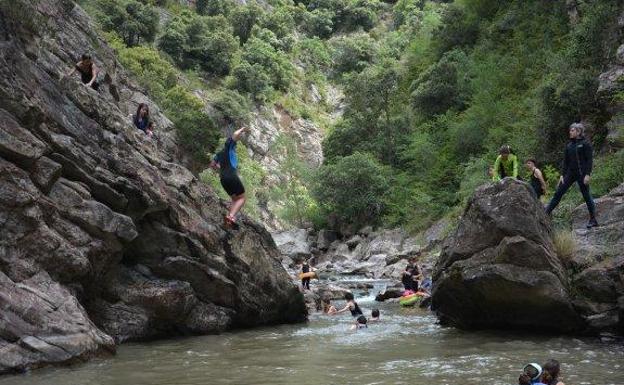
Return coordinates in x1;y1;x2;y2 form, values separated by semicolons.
492;145;519;181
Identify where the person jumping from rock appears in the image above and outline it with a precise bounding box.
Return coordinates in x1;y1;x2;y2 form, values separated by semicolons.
526;158;547;200
545;123;598;228
66;53;100;90
209;123;250;229
492;145;518;181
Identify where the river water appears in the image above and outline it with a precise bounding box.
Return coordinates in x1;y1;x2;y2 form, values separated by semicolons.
2;283;623;385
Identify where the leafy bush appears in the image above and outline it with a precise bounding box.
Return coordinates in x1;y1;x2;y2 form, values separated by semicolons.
196;0;234;16
159;11;238;75
330;33;377;75
303;8;334;38
228;1;264;44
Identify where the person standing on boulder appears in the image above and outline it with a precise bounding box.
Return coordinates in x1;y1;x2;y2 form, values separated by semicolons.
66;53;100;90
301;259;312;290
526;158;547;200
492;145;519;181
209;123;250;228
545;123;598;228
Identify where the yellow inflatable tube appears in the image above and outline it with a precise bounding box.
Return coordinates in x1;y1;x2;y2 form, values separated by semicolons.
298;271;317;279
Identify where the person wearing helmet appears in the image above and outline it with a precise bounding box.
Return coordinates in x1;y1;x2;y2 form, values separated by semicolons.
492;145;519;181
523;363;547;385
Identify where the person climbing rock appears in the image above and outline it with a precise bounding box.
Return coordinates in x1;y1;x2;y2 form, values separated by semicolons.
209;123;250;229
492;145;519;181
526;158;547;200
301;259;312;291
133;103;154;137
542;359;565;385
545;123;598;228
66;53;100;90
523;363;547;385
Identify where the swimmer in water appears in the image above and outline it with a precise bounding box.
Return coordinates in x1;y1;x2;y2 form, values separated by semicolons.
350;315;367;330
369;309;380;322
322;298;337;314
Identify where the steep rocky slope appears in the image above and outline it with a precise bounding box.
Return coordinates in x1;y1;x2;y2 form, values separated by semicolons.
0;0;305;374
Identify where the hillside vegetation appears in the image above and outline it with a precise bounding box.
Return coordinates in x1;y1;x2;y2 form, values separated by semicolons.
79;0;624;231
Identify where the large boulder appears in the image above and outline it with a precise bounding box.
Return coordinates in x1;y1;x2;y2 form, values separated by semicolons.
432;179;584;333
0;0;305;374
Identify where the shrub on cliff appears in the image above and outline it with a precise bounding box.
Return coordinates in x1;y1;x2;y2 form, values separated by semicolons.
95;0;159;46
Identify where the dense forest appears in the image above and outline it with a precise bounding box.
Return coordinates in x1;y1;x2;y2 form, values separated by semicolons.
79;0;624;232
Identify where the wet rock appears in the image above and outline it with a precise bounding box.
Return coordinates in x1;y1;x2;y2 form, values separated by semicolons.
375;286;404;302
432;179;583;333
317;230;338;251
272;229;312;260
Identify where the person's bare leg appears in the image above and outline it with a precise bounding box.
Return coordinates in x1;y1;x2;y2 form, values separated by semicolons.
228;194;246;219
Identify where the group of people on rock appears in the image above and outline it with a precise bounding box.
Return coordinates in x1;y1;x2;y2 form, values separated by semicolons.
519;360;565;385
490;123;598;229
322;293;380;330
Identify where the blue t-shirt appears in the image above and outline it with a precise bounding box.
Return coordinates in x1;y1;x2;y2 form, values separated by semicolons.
214;138;238;170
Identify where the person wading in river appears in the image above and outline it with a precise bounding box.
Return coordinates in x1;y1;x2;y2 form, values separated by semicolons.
209;123;249;228
333;292;365;329
542;359;565;385
544;122;598;229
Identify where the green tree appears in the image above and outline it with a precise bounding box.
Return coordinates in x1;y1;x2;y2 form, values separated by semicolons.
95;0;159;46
229;2;264;44
313;152;391;228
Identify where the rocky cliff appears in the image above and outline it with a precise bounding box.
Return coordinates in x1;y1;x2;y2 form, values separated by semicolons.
0;0;305;374
431;179;624;335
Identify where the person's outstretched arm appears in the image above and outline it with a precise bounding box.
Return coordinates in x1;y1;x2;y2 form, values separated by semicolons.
511;155;519;178
584;139;593;184
67;63;78;77
334;303;351;314
232;126;249;141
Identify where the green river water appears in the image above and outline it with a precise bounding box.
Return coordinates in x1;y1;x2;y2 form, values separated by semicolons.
1;283;623;385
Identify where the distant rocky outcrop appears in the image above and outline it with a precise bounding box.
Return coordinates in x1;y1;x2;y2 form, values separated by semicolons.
431;179;584;333
0;0;305;374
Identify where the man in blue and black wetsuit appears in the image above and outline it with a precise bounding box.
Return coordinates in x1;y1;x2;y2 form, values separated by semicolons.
545;123;598;229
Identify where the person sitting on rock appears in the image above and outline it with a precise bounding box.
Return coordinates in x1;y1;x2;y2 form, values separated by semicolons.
526;158;547;200
401;265;415;293
133;103;154;137
410;256;423;291
369;309;380;322
492;144;518;181
322;298;336;314
545;123;598;229
66;53;100;90
542;359;565;385
523;363;547;385
209;122;250;228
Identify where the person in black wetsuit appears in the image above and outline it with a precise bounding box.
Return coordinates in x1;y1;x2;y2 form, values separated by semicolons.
67;53;100;90
525;158;547;200
401;265;414;292
209;123;249;228
333;292;365;329
301;260;312;290
545;123;598;228
133;103;154;137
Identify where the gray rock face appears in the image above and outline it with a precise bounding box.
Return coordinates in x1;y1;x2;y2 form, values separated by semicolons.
568;183;624;334
0;0;305;374
432;179;584;333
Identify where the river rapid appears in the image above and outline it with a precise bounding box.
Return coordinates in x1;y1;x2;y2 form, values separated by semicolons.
1;283;623;385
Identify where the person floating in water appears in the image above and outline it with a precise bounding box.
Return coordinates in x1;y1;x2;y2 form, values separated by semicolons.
542;359;565;385
322;298;336;314
133;103;154;137
351;315;367;330
209;124;250;228
67;53;100;90
522;363;547;385
301;259;313;291
369;309;380;322
525;158;547;200
492;144;518;181
545;122;598;229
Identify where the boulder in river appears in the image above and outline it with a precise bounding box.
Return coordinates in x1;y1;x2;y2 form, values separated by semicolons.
432;179;584;333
